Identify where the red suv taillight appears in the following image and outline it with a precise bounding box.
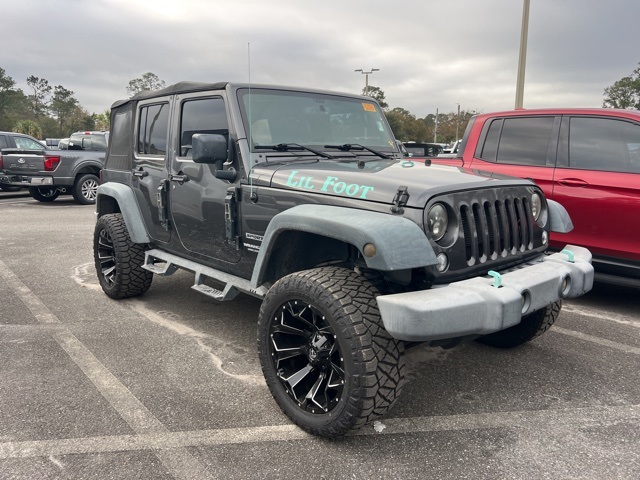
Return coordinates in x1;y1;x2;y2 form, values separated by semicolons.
44;155;61;171
0;154;4;170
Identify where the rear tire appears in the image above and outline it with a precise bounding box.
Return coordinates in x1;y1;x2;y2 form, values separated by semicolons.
476;301;561;348
93;213;153;299
258;266;404;438
29;186;59;202
72;173;100;205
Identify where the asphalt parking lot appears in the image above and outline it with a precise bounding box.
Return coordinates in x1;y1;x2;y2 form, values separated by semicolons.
1;191;639;480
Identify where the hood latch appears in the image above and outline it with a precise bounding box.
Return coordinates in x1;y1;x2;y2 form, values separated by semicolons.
391;186;409;214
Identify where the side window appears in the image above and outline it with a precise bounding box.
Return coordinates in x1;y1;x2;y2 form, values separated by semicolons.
0;136;8;149
569;117;640;173
137;103;169;156
478;119;502;161
179;97;228;157
14;136;45;150
495;117;555;166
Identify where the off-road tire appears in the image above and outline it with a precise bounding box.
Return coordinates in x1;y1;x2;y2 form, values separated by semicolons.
72;173;100;205
476;301;561;348
93;213;153;299
258;266;405;438
28;186;60;202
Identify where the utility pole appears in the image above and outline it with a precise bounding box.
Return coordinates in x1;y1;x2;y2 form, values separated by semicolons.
354;68;379;96
515;0;530;109
434;108;439;143
456;103;461;141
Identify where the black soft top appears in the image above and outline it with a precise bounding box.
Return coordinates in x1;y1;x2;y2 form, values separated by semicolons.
111;81;229;109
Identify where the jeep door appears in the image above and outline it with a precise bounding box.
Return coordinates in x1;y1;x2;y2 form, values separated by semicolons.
132;98;172;243
168;93;241;264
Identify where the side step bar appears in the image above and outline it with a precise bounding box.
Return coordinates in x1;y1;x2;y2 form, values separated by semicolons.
142;249;267;301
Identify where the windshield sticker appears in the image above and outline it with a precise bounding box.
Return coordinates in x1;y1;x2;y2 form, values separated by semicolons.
285;170;374;199
362;103;377;112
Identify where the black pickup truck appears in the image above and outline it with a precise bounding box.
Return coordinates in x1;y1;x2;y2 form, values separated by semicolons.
0;131;107;204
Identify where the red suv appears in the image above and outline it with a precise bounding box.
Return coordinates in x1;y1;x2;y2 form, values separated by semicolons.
433;108;640;286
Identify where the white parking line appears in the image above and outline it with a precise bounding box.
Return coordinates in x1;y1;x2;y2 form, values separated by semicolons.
563;304;640;329
1;404;638;459
0;258;214;480
553;326;640;355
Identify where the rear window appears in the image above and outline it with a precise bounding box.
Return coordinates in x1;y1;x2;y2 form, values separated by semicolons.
568;117;640;173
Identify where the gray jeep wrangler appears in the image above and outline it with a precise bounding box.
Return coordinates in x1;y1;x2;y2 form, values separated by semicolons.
94;82;594;438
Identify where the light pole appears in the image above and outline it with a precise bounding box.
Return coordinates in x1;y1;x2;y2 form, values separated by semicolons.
355;68;379;96
455;103;461;142
515;0;530;108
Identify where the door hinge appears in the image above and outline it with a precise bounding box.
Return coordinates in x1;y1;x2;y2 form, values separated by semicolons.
157;180;170;230
224;187;240;249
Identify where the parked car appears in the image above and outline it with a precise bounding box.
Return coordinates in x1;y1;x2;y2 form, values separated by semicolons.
43;138;63;150
430;108;640;286
0;132;47;192
0;130;107;204
67;131;109;151
438;139;462;158
403;142;443;157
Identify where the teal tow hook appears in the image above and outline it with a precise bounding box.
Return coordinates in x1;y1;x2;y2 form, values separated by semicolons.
488;270;502;288
561;249;575;263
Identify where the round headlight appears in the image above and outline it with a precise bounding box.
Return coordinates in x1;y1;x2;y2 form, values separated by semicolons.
428;203;448;241
531;193;542;221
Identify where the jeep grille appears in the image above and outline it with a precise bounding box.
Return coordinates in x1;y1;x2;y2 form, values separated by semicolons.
460;196;534;265
427;187;545;283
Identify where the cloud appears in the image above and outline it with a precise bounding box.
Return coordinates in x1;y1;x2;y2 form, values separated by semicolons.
2;0;638;119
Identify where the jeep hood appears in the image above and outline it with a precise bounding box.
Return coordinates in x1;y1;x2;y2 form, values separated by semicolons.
255;159;531;208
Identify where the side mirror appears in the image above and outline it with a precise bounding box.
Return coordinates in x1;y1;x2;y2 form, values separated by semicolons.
192;134;228;165
191;133;236;181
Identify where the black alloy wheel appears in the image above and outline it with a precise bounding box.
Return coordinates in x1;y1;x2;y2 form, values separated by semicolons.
268;299;345;414
258;267;405;438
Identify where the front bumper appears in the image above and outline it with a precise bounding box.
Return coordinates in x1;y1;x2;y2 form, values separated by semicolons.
377;245;594;342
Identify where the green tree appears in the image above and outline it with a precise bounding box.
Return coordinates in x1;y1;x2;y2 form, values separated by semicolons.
26;75;52;118
0;68;31;131
363;85;388;109
385;108;431;142
603;62;640;109
0;67;17;129
14;119;42;138
127;72;165;96
92;109;111;131
50;85;79;133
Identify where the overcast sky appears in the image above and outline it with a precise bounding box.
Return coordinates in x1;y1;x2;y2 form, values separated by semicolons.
2;0;639;118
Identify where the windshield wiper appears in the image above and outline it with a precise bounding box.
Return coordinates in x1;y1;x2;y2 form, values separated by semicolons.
324;144;391;159
255;143;333;159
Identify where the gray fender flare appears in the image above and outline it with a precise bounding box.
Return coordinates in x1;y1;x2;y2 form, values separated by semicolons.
547;199;574;234
250;204;437;288
96;182;150;243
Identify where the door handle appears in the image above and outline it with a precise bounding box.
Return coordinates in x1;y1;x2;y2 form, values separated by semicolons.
557;178;588;187
169;173;189;184
132;169;148;178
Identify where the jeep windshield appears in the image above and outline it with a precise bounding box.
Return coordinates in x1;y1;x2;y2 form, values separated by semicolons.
237;88;397;159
